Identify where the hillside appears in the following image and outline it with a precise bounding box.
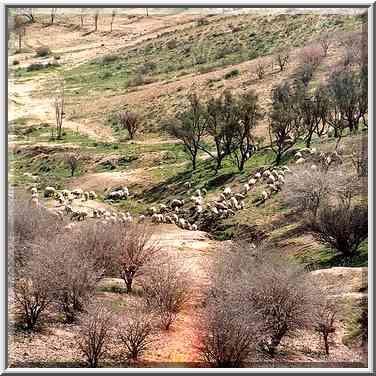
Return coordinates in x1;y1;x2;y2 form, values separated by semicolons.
8;8;368;368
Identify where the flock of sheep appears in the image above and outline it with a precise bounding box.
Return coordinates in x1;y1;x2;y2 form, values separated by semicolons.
28;146;336;232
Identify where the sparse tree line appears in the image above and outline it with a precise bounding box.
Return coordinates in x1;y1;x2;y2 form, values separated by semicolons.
168;31;367;171
10;198;189;366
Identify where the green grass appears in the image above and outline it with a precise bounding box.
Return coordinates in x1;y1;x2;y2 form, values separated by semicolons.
342;298;368;348
295;240;368;269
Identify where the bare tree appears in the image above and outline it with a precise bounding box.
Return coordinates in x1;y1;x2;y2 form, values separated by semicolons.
118;111;140;140
275;48;289;72
145;8;149;17
113;223;159;293
54;78;65;140
313;300;337;355
350;138;368;177
110;9;116;33
142;256;189;330
93;10;100;32
65;152;80;177
76;303;112;367
50;8;57;25
13;15;26;51
168;93;207;171
117;302;155;360
299;45;324;68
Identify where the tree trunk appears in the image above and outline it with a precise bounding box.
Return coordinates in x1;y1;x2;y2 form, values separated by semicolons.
268;325;288;356
323;332;329;355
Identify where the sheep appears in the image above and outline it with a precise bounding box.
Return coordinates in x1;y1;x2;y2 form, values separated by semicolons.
152;213;163;224
209;206;219;215
248;178;257;186
108;190;125;200
172;214;179;224
228;209;236;216
171;199;184;209
223;187;232;197
165;215;173;224
89;191;97;200
311;164;318;171
202;188;207;196
178;218;186;229
266;175;276;184
44;186;56;198
229;196;238;209
239;201;245;210
191;196;203;206
254;172;262;179
215;202;228;210
295;151;302;159
191;224;198;231
93;209;101;218
159;203;168;213
218;193;226;202
174;206;180;213
31;187;37;195
31;192;38;199
310;147;317;154
243;183;251;193
195;189;202;197
296;157;306;165
72;188;84;198
262;170;271;178
196;205;203;214
123;187;130;197
71;210;88;221
261;190;269;201
138;215;146;223
183;182;192;189
83;192;90;201
235;193;245;201
64;205;73;215
277;175;285;183
61;189;70;197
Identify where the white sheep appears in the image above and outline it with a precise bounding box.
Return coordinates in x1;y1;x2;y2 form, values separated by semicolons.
210;206;219;215
89;191;97;200
243;183;250;193
159;203;168;213
219;193;226;202
171;199;184;209
149;206;157;215
262;170;271;178
196;205;203;214
183;182;192;189
277;175;285;183
295;151;302;159
296;157;306;165
261;190;269;201
202;188;207;196
72;188;84;198
223;187;232;197
191;196;203;206
310;147;317;154
254;172;262;179
165;215;173;224
229;196;238;209
44;186;56;197
83;192;89;201
123;187;130;197
311;164;318;170
266;175;276;184
178;218;186;229
195;189;202;197
31;187;37;195
191;224;198;231
138;215;146;222
61;189;70;197
239;201;245;209
235;193;245;201
174;206;180;213
248;178;257;186
172;214;179;224
215;202;228;210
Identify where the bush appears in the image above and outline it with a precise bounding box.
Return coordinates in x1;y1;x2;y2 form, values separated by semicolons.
118;111;140;140
100;54;118;64
35;46;50;57
13;59;20;65
196;18;209;26
224;69;240;79
75;303;112;368
117;302;155;360
142;255;189;330
26;63;45;71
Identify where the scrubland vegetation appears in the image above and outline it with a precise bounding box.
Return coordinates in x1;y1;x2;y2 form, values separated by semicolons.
8;8;368;368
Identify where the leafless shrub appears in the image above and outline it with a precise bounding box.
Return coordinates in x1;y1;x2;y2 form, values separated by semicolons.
339;32;363;67
299;45;324;68
75;303;112;367
118;111;140;140
13;245;54;330
113;223;159;293
255;62;266;80
35;46;51;57
142;255;189;330
50;8;57;24
350;139;368;177
9;197;62;272
275;48;289;72
305;200;367;257
93;10;100;32
110;9;116;32
282;165;332;217
117;301;156;360
65;152;80;177
44;232;102;323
